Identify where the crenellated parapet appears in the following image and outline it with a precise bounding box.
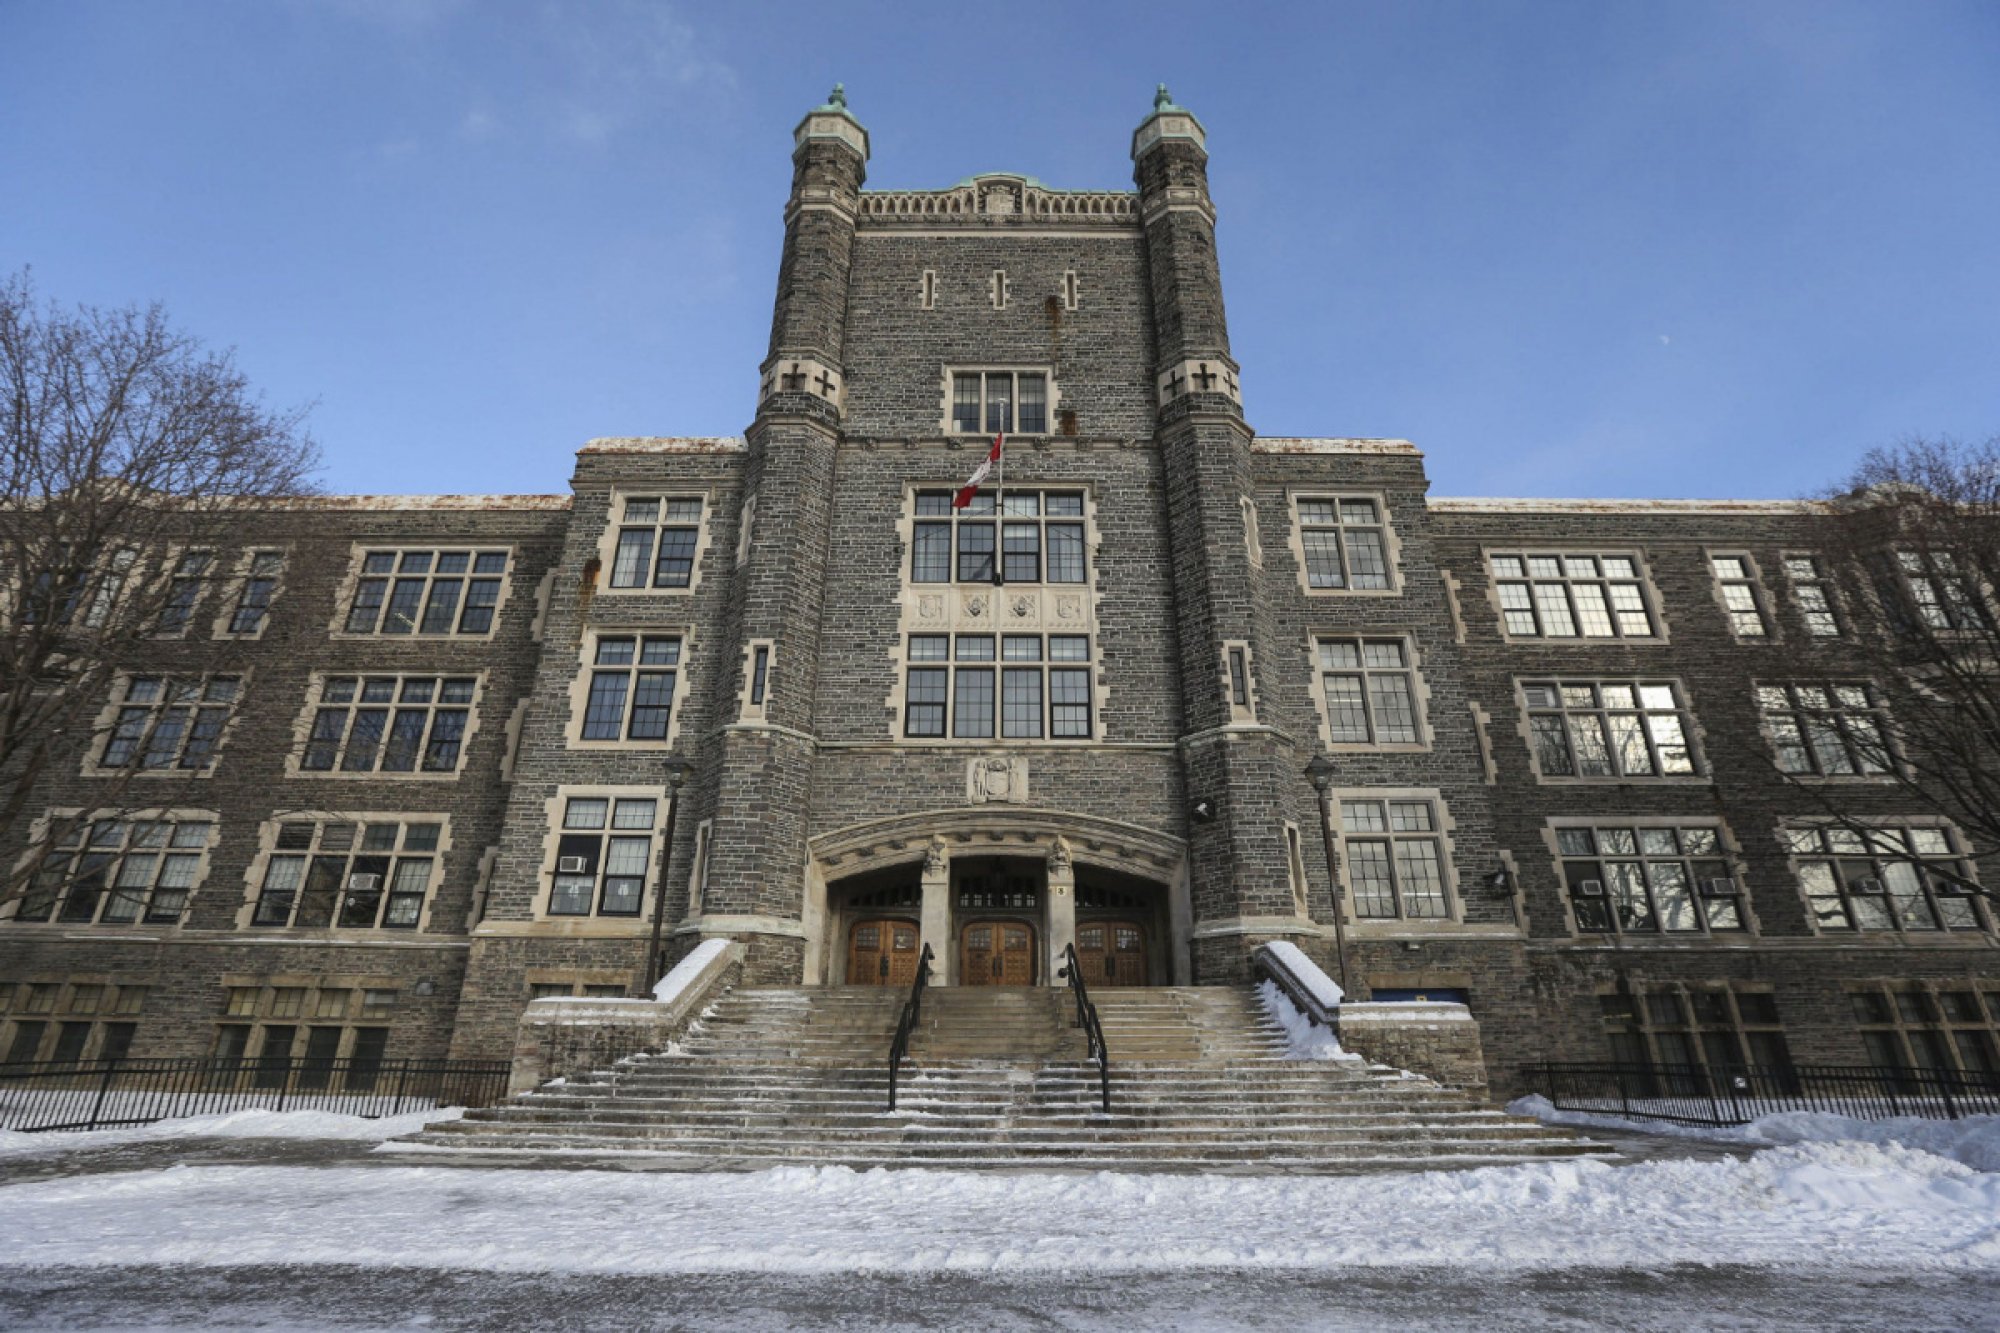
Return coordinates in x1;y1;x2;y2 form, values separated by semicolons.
857;175;1139;226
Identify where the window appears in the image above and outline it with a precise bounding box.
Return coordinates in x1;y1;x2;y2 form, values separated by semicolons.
360;989;396;1019
1787;825;1985;933
549;797;659;917
11;817;212;925
579;636;682;743
112;985;147;1016
270;987;305;1019
1558;824;1745;934
1227;647;1250;708
1489;552;1656;638
1295;497;1391;591
24;984;59;1014
157;551;212;634
301;675;475;774
1600;988;1793;1074
608;497;705;589
99;674;240;771
224;551;285;636
225;987;260;1018
750;645;770;708
1783;555;1842;637
919;269;936;309
910;490;1084;586
950;371;1048;435
902;634;1091;740
1061;270;1080;311
314;989;350;1020
1337;798;1451;920
1758;683;1891;776
1523;680;1698;779
342;549;508;635
1314;637;1421;746
251;819;442;930
1850;985;2000;1076
1709;555;1769;638
1891;548;1988;631
67;984;102;1014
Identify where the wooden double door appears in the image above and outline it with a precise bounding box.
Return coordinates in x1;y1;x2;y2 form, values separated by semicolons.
961;920;1036;986
848;918;922;987
1075;920;1149;987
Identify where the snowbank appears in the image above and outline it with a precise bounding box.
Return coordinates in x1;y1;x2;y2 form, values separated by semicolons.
652;938;733;1003
1257;980;1357;1062
1511;1096;2000;1172
0;1107;460;1159
4;1141;2000;1274
1257;940;1343;1008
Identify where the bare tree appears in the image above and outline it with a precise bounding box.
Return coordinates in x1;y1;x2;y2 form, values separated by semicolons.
0;271;319;898
1788;435;2000;901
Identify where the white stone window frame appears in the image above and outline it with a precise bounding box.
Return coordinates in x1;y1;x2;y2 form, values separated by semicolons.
1778;817;1987;938
153;545;217;640
1219;640;1259;726
1706;549;1775;640
737;638;774;724
687;818;714;916
1893;547;1993;633
1515;677;1710;785
566;627;692;751
1061;269;1080;312
212;546;289;640
2;807;218;929
1781;551;1845;639
734;490;757;570
1307;632;1433;753
327;544;516;641
1755;679;1898;782
530;786;673;927
87;669;249;780
284;670;487;781
918;269;937;310
235;812;452;934
939;367;1061;438
1483;548;1669;643
1240;494;1263;569
989;270;1010;309
1328;789;1462;926
594;490;715;597
1544;816;1757;940
1285;490;1403;598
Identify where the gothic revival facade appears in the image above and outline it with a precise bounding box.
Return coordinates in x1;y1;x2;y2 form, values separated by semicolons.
7;88;1999;1097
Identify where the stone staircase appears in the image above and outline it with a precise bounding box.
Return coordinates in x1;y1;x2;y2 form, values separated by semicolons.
403;985;1614;1172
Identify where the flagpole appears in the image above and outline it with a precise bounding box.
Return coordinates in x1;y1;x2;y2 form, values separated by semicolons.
993;421;1006;589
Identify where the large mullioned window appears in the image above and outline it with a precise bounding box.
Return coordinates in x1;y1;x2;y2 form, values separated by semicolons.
1523;680;1698;779
252;819;441;930
344;549;508;636
1296;498;1391;591
301;676;474;774
11;817;213;926
99;675;240;772
903;634;1091;740
1490;552;1656;639
911;490;1085;586
549;797;658;917
1758;683;1891;776
609;497;704;590
951;371;1048;435
1338;797;1451;920
1559;824;1745;935
580;636;683;742
1788;825;1985;934
1314;637;1420;745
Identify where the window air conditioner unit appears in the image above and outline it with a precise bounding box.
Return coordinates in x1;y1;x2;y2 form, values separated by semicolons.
1576;879;1605;897
1851;877;1886;895
1700;878;1741;898
346;873;380;892
1934;880;1974;897
557;856;588;874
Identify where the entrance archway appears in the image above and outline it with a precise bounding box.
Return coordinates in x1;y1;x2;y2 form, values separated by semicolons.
1075;920;1149;987
961;920;1037;985
849;918;921;987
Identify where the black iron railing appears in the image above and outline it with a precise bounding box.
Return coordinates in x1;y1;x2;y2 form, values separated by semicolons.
1059;942;1110;1113
0;1056;512;1134
1528;1060;2000;1127
886;943;935;1111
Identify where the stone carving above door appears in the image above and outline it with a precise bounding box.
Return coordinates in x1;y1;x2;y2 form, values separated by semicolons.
966;754;1028;805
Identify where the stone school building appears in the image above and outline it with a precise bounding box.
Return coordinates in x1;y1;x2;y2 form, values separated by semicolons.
5;87;1998;1100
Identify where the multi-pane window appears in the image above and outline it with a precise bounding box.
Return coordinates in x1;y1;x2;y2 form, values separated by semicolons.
99;675;240;771
224;551;285;636
1850;986;2000;1076
301;676;475;774
1787;825;1985;933
1782;555;1842;637
1338;798;1450;919
1600;988;1793;1073
950;371;1048;434
580;636;682;742
1558;824;1744;934
252;819;442;929
549;797;657;917
11;817;212;925
1490;553;1656;638
1296;498;1391;590
1709;555;1769;638
343;549;508;635
1758;683;1891;776
1523;681;1698;779
911;490;1085;585
903;634;1091;740
157;551;212;634
1892;549;1988;631
1315;638;1420;745
608;497;705;589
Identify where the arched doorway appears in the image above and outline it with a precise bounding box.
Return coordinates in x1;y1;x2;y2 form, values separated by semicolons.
1075;920;1149;987
961;919;1036;985
849;918;922;987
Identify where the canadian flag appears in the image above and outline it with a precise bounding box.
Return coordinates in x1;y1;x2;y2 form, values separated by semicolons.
952;434;1003;510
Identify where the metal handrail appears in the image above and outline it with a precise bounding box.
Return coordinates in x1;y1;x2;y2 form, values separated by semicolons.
1058;942;1111;1113
1528;1060;2000;1126
885;943;935;1111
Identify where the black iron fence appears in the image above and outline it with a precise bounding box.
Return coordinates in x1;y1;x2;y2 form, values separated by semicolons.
0;1056;513;1134
1528;1061;2000;1127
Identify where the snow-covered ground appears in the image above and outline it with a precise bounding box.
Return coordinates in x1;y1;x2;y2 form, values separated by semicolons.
0;1107;459;1159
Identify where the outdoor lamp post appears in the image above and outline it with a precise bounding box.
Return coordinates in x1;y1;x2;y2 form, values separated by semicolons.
1305;754;1352;996
643;754;696;994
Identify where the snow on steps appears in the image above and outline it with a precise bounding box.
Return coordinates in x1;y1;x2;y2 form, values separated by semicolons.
398;984;1614;1173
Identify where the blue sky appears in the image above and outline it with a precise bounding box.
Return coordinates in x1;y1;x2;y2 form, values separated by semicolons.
4;0;1996;498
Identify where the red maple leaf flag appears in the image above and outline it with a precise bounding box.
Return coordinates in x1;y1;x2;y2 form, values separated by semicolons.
952;434;1004;510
